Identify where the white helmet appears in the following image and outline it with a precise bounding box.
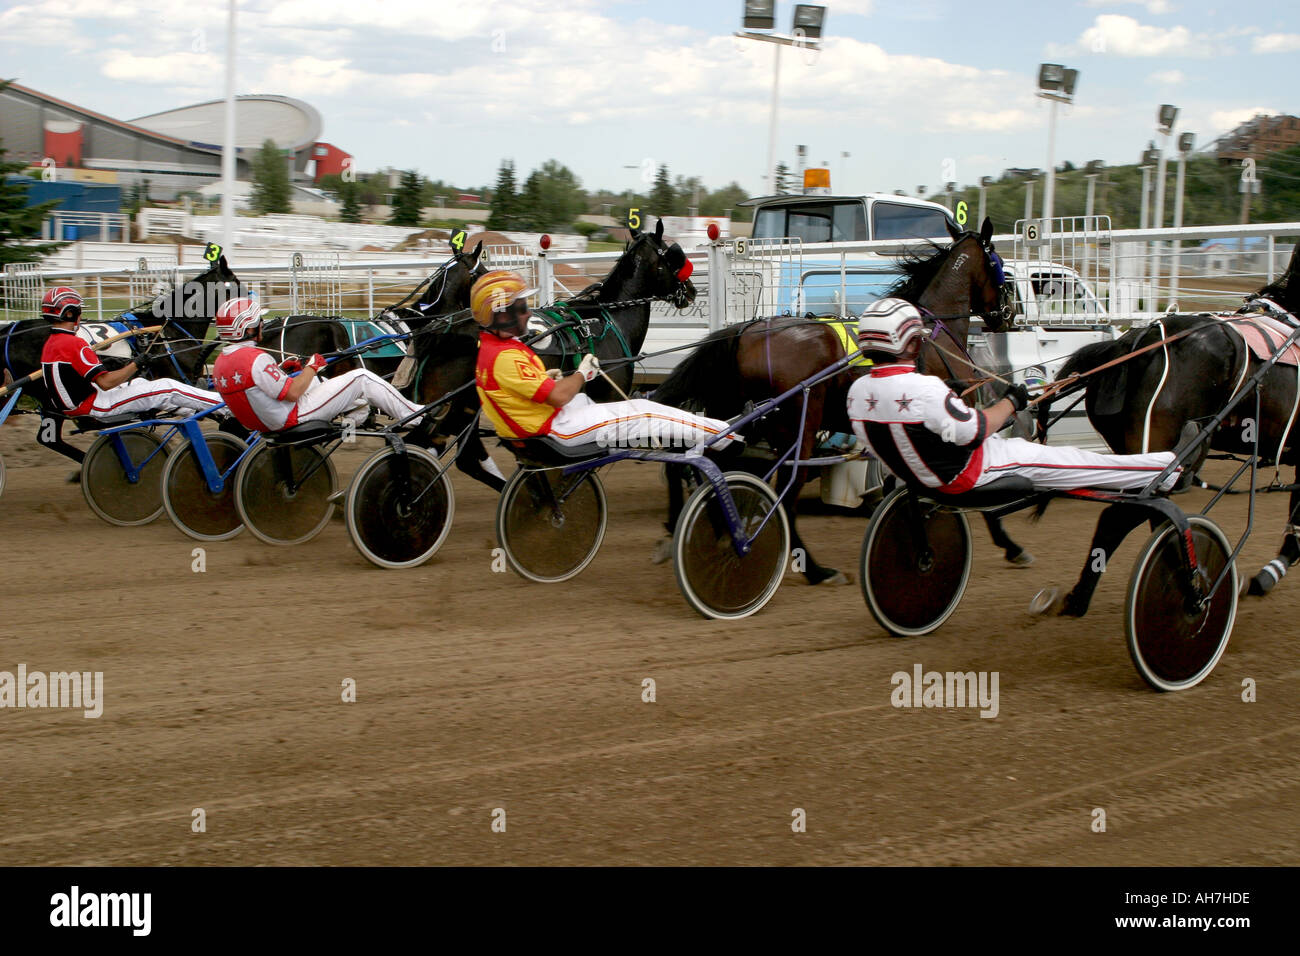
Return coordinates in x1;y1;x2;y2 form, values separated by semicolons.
215;296;264;342
858;297;925;355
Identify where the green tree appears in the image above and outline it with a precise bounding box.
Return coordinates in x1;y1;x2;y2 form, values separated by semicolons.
513;160;585;231
701;182;752;222
388;169;424;226
339;181;362;223
487;161;519;231
773;162;791;194
250;139;291;215
648;164;675;218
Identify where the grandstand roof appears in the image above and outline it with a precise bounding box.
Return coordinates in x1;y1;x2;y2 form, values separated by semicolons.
131;95;322;153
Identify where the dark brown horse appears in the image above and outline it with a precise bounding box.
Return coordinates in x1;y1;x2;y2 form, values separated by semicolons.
655;217;1015;585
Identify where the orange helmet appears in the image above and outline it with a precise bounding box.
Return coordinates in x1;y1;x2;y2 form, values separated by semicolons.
470;271;535;331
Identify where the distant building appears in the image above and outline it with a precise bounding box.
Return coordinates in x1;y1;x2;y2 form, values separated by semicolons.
0;83;351;200
1210;114;1300;161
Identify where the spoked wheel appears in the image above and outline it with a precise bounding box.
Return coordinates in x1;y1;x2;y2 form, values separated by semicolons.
82;429;169;526
162;432;249;541
0;454;6;497
346;445;455;569
859;487;973;637
1126;515;1236;692
496;467;607;583
234;441;338;546
673;471;790;620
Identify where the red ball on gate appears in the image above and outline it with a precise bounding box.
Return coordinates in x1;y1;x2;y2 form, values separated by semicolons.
540;234;552;251
706;222;720;242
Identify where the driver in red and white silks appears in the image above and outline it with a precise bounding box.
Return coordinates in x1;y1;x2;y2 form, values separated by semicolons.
211;298;425;433
847;298;1181;492
470;270;738;450
37;287;223;419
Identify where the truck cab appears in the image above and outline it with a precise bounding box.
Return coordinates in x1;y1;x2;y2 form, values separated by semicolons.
744;174;958;244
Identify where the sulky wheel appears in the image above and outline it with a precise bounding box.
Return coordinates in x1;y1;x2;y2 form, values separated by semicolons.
673;471;790;620
161;431;248;541
81;429;169;526
495;467;607;583
0;453;5;498
1126;514;1236;692
859;486;973;637
346;445;455;569
234;441;338;546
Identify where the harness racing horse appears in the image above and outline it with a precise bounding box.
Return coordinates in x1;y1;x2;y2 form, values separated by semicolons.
1033;257;1300;613
654;217;1017;586
412;219;697;493
0;255;242;465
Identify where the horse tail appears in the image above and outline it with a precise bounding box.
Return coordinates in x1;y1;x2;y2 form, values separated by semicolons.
1035;333;1136;439
652;323;749;418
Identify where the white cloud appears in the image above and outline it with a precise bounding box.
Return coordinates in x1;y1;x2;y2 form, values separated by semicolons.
1149;69;1185;84
100;50;217;87
1083;0;1175;14
1073;14;1217;57
1252;33;1300;54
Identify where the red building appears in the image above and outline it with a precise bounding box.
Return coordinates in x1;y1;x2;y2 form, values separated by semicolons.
311;143;354;182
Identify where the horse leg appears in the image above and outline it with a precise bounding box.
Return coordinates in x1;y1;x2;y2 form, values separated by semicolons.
782;435;847;586
1248;478;1300;596
452;420;506;493
653;462;690;565
36;415;86;479
1033;504;1147;617
982;513;1034;566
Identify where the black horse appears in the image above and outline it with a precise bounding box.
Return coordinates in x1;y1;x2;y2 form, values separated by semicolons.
1;255;242;464
413;219;697;493
1034;249;1300;614
654;217;1018;585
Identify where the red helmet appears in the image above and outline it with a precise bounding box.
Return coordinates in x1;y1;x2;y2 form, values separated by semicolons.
41;287;83;323
215;296;264;341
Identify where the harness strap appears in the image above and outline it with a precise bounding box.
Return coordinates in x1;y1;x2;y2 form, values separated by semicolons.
1141;320;1172;454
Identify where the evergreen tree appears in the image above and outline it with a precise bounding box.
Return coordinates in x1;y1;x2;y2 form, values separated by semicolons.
773;162;791;194
487;161;518;231
389;169;425;226
517;170;544;231
0;143;64;266
648;165;675;218
339;181;362;223
250;139;292;215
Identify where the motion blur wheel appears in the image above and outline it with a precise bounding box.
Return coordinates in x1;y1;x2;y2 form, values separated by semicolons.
162;432;248;541
346;445;455;569
496;467;607;583
234;441;338;546
82;429;168;526
859;487;972;637
1126;515;1236;691
674;471;790;620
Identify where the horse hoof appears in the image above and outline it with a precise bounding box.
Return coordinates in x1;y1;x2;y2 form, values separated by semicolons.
651;537;673;565
1007;550;1035;567
1028;587;1063;616
816;570;851;586
66;469;82;485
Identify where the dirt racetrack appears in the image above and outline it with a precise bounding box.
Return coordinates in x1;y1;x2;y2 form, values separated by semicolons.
0;415;1296;866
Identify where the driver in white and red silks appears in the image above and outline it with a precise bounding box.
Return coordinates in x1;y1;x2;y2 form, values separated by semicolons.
211;297;425;432
847;298;1183;493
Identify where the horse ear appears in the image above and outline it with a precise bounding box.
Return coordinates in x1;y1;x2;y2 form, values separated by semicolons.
655;219;664;241
980;217;994;242
468;240;484;267
945;218;962;242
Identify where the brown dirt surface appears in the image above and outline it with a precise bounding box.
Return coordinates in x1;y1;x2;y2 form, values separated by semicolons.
0;414;1295;865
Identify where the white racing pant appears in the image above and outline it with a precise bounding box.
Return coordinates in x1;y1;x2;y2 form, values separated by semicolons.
547;394;737;450
86;377;222;418
294;368;424;426
976;435;1180;492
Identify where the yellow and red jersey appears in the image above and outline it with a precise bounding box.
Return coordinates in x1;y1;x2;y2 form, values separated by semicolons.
475;331;557;438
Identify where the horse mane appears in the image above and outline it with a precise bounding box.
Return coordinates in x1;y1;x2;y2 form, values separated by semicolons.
884;241;951;302
566;235;646;305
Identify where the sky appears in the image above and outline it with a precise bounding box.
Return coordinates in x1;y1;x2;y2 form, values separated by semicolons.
1;0;1296;198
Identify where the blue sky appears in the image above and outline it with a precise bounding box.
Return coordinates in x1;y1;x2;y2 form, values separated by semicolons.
1;0;1296;196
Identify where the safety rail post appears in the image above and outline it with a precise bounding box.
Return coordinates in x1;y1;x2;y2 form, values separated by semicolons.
537;251;555;307
96;275;103;321
367;270;374;316
707;241;729;333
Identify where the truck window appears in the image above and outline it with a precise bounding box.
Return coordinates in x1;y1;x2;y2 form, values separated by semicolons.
751;202;866;242
1030;272;1102;316
799;269;900;317
872;202;952;240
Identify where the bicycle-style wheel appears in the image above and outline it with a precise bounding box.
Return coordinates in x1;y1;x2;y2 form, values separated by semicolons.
234;441;338;546
162;431;248;541
495;467;607;583
859;487;972;637
82;429;168;526
1126;515;1236;692
673;471;790;620
346;445;455;569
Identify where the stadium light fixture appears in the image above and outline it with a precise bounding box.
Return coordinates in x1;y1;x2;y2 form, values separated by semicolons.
1037;63;1078;225
743;0;776;30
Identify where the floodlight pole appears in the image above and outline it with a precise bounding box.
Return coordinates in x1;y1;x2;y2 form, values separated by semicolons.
1042;95;1059;223
221;0;237;252
737;30;821;193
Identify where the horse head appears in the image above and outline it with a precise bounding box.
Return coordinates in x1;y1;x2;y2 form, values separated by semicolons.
943;216;1012;331
622;218;697;310
1253;242;1300;315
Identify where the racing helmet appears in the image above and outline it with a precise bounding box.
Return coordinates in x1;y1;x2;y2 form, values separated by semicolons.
471;271;536;332
215;296;264;342
41;286;83;323
858;297;925;355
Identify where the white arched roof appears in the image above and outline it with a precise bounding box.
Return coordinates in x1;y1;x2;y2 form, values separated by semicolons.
130;95;322;152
